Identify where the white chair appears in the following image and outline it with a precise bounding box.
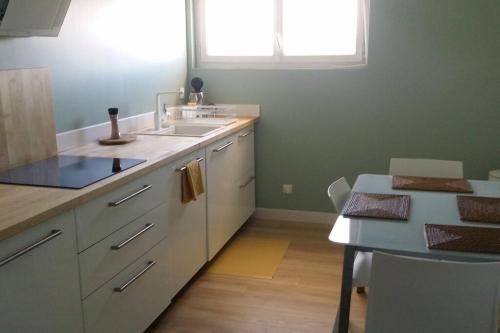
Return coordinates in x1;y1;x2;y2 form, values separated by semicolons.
327;177;372;292
389;158;464;179
365;252;500;333
327;177;351;212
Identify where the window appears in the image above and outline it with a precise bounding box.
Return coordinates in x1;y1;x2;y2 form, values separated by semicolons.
193;0;370;69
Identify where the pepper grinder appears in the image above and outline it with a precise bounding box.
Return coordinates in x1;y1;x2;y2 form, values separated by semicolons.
98;107;137;145
108;107;121;139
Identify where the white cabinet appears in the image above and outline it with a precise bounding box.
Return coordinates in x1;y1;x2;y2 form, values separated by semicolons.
166;149;208;296
0;121;256;333
206;133;240;260
206;125;256;260
0;211;84;333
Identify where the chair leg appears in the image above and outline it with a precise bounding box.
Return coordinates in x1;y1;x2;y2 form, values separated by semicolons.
356;286;365;294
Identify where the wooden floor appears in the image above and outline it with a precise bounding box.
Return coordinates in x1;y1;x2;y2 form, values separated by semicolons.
146;218;367;333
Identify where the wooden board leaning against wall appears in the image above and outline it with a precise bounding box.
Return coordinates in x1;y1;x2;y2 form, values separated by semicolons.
0;68;57;172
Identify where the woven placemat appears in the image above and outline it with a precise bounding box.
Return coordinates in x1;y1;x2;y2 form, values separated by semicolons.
425;224;500;254
341;192;411;220
392;176;473;193
457;196;500;224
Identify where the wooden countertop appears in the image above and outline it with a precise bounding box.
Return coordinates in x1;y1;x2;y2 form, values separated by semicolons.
0;117;257;241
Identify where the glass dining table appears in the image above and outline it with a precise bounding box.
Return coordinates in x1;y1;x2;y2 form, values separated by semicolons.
328;174;500;333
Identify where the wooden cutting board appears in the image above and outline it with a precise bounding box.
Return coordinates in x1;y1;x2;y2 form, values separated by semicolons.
0;68;57;172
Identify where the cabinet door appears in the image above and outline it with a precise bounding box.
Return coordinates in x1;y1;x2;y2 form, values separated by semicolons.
206;134;240;260
0;211;84;333
166;149;208;296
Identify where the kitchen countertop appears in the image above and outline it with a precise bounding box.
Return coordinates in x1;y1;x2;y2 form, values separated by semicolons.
0;117;258;241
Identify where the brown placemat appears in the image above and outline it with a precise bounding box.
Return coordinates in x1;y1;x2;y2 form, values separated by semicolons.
341;192;411;220
392;176;473;193
425;224;500;254
457;196;500;224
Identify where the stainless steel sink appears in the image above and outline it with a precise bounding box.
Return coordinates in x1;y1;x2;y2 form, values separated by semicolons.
137;124;223;137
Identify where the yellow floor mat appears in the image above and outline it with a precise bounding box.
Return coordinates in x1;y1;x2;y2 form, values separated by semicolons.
206;236;291;279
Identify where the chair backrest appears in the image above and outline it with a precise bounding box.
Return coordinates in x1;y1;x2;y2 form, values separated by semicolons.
365;252;500;333
389;158;464;178
327;177;351;213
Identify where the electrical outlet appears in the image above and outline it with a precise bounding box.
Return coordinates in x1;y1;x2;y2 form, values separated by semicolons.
179;87;185;99
282;184;293;194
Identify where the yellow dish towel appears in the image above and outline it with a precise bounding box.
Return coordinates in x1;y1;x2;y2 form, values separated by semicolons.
181;159;204;203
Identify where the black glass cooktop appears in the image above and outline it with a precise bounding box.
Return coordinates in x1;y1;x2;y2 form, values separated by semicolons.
0;155;146;189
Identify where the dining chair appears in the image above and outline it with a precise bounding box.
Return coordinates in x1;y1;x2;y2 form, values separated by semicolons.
327;177;372;292
388;158;464;179
365;251;500;333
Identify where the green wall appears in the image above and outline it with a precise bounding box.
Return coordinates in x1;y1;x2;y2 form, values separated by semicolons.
189;0;500;213
0;0;187;132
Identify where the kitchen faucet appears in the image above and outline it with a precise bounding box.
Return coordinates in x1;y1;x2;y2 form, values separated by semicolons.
155;88;185;130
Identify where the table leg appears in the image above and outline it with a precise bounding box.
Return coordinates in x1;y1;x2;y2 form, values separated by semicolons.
337;245;355;333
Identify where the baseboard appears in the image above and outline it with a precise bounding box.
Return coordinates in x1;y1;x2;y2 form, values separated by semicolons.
253;208;337;225
56;104;261;152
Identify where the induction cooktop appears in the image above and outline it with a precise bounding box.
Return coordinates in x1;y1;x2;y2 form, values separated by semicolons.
0;155;146;189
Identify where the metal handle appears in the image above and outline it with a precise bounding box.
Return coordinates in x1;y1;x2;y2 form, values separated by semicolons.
111;223;155;250
0;230;62;268
175;157;204;172
238;129;254;138
239;176;255;189
213;141;233;152
114;260;157;292
108;185;152;207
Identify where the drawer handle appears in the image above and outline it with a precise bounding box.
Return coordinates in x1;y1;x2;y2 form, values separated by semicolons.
0;230;62;268
175;157;204;172
239;176;255;189
108;185;153;207
213;141;233;152
111;223;155;250
114;260;157;292
238;129;254;138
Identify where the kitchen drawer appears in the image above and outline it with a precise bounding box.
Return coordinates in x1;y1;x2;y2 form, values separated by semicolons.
0;211;84;333
83;238;171;333
235;125;255;178
79;203;169;298
238;170;256;226
75;166;168;251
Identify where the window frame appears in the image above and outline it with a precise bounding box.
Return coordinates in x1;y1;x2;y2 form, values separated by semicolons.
192;0;370;69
